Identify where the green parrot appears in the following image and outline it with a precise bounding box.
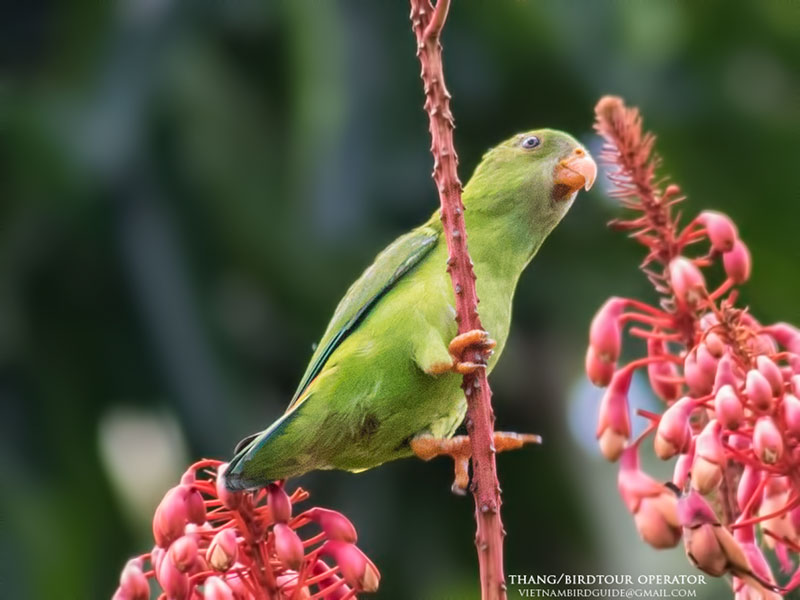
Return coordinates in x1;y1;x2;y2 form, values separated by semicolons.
224;129;596;490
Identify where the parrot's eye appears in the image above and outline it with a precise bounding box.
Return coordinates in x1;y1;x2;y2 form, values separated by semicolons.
521;136;540;149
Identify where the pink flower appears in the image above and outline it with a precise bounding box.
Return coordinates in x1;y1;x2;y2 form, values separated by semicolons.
113;459;380;599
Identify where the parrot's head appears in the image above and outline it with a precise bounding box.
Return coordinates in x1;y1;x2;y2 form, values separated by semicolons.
463;128;597;240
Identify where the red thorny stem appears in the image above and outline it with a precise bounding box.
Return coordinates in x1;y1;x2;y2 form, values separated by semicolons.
409;1;507;599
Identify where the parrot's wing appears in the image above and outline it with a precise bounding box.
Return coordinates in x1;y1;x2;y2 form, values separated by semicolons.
287;225;439;411
224;226;440;489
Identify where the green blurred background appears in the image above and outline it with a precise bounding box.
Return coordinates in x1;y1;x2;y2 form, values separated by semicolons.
2;1;798;598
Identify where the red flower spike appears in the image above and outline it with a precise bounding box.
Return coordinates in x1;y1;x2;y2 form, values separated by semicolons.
304;507;358;543
698;211;738;253
207;529;238;572
654;397;693;460
723;240;752;284
668;257;706;308
268;482;293;524
320;541;380;593
273;523;305;570
745;369;774;413
596;368;633;461
714;384;744;430
591;96;800;596
753;417;784;465
204;576;234;600
116;459;379;598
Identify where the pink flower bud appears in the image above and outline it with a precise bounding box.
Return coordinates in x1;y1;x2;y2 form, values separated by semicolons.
119;562;150;600
678;491;749;578
304;507;358;543
634;494;681;549
276;572;311;600
273;523;305;570
589;297;626;364
205;576;234;600
714;384;743;430
673;451;693;490
704;331;726;358
783;393;800;436
646;338;681;401
268;483;293;523
713;353;739;394
207;529;238;572
792;374;800;395
150;546;165;574
692;420;725;494
760;478;795;549
684;349;713;396
737;465;762;513
618;449;681;548
764;323;800;354
185;487;206;525
756;356;783;396
216;464;243;510
585;345;615;387
745;369;774;412
699;211;738;253
654;397;693;459
153;486;188;548
320;541;380;593
156;554;189;599
677;488;719;529
668;257;706;307
311;560;352;600
596;368;632;461
733;527;778;599
753;417;783;465
168;536;198;573
722;240;751;284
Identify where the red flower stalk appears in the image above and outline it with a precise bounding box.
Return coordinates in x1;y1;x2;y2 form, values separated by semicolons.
588;95;799;597
112;459;379;600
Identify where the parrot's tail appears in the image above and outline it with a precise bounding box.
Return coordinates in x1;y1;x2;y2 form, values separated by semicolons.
223;414;294;491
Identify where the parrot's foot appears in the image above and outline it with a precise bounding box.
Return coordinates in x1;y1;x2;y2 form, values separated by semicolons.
448;329;496;375
410;431;541;495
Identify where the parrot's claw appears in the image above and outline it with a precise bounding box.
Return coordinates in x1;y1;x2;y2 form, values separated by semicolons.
448;329;496;375
411;431;541;494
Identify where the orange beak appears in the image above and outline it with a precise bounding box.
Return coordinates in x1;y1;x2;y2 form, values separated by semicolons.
553;147;597;196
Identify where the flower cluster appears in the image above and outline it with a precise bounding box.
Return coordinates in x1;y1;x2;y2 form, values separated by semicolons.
587;96;800;598
113;459;379;600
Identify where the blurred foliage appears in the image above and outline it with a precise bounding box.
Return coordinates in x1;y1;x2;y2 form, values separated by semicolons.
1;1;798;599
